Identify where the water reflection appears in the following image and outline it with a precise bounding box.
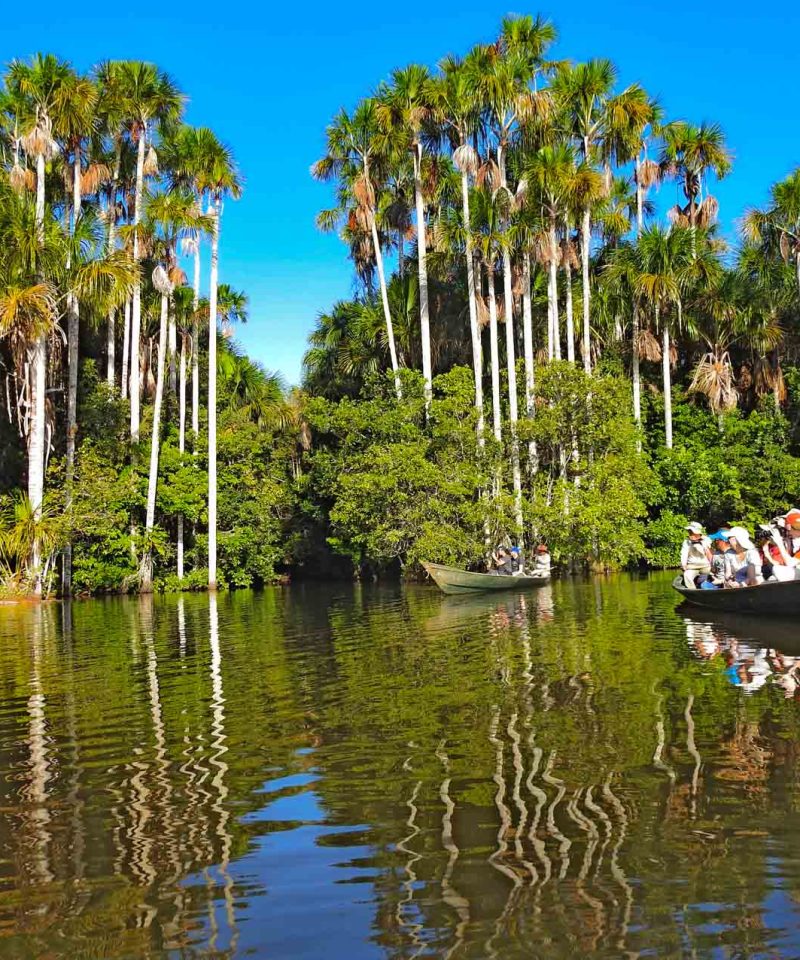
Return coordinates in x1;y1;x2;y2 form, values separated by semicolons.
1;575;800;957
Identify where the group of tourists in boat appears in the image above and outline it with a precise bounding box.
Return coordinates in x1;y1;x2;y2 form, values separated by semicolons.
680;510;800;591
490;542;551;577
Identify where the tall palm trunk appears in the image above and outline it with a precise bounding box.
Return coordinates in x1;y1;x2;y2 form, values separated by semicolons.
460;170;483;442
660;309;673;449
106;140;122;386
141;291;168;591
487;264;502;444
168;306;177;393
177;328;187;580
208;204;220;590
564;237;575;364
369;215;402;399
192;245;200;442
413;146;432;405
121;298;131;400
502;246;522;532
633;159;643;434
64;147;83;594
28;151;47;596
521;253;536;470
548;223;561;361
130;128;146;441
580;205;592;374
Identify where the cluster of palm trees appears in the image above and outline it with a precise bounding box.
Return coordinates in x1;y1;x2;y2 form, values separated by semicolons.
311;14;800;528
0;54;241;595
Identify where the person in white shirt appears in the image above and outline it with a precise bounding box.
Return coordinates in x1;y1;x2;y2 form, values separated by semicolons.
680;522;711;588
726;526;762;586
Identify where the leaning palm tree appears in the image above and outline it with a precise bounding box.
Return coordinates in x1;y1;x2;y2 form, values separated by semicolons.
111;60;183;442
312;100;403;400
376;64;434;405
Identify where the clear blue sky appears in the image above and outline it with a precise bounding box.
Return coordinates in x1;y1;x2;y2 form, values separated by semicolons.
4;3;800;385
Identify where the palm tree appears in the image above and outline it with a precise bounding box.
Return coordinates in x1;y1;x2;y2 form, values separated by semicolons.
742;168;800;305
660;121;731;233
311;99;402;399
111;61;183;442
139;190;211;590
5;54;69;595
430;56;484;440
376;64;434;405
552;58;616;374
178;129;241;590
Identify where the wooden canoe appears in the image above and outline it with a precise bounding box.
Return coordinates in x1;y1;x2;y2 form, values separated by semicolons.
423;561;550;596
672;574;800;616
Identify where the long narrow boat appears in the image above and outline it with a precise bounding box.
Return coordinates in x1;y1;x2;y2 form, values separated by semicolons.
672;575;800;616
423;561;550;596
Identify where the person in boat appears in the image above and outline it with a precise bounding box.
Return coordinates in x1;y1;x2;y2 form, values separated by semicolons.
700;531;732;589
726;526;762;586
533;544;551;575
509;545;524;575
786;509;800;558
680;522;712;589
490;546;514;576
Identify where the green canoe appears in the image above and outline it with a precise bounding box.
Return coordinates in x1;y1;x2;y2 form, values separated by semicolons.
423;561;550;596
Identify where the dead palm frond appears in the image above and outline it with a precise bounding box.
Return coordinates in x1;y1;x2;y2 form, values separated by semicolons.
689;352;738;414
637;327;662;361
143;145;159;177
453;144;480;177
697;194;719;227
636;158;661;190
80;162;111;196
476;158;501;191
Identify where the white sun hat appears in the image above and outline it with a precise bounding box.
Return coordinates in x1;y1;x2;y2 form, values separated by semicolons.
685;521;704;535
728;526;755;550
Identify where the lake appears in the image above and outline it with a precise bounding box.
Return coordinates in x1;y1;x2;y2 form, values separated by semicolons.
1;572;799;958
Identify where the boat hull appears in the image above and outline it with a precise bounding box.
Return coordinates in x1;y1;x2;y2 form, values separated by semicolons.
423;562;550;596
672;575;800;616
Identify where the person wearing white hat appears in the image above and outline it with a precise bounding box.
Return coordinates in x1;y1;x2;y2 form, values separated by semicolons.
680;522;712;589
726;526;762;586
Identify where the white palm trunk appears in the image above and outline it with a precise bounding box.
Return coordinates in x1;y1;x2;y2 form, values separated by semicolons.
521;253;536;470
121;299;131;401
413;147;432;405
461;171;484;442
633;161;643;430
168;307;177;393
177;329;187;580
564;223;575;363
106;140;122;386
369;214;402;399
28;151;47;596
130;129;146;441
64;147;83;594
487;264;502;444
208;204;220;589
548;225;561;361
660;311;673;449
141;291;169;591
502;247;523;532
581;205;592;374
192;245;200;442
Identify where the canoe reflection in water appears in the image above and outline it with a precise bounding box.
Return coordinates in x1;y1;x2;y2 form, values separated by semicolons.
685;609;800;695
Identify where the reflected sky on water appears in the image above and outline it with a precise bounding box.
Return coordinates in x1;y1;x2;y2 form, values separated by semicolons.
1;572;800;958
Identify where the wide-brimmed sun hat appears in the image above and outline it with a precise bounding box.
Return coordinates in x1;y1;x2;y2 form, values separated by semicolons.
685;521;704;535
728;526;755;550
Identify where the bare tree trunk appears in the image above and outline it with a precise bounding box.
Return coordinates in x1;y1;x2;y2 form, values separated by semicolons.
661;313;673;449
208;205;220;590
461;171;483;443
502;246;523;533
414;147;432;407
130;130;146;441
106;139;122;387
177;330;187;580
64;147;83;595
633;160;643;436
581;205;592;374
369;213;402;399
121;299;131;401
487;264;502;444
141;293;168;591
192;246;200;443
522;253;536;470
565;257;575;364
168;303;177;393
549;225;561;361
28;151;48;596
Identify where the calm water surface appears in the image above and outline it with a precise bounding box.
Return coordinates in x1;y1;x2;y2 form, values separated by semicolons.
1;572;800;958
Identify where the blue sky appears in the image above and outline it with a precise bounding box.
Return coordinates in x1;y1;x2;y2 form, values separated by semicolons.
4;3;800;385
